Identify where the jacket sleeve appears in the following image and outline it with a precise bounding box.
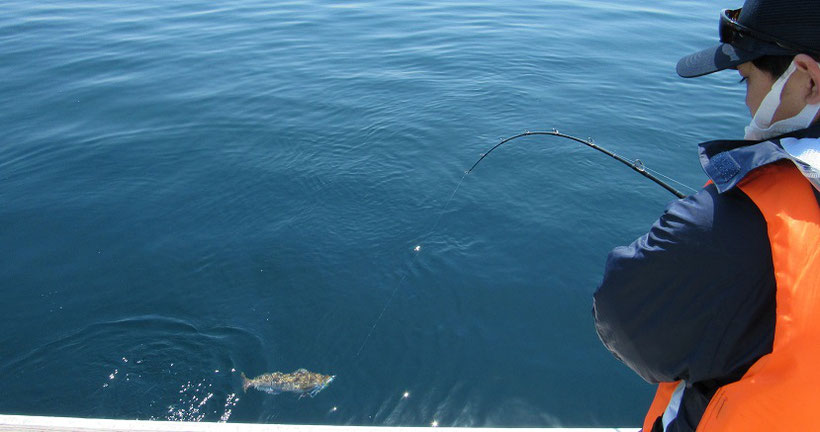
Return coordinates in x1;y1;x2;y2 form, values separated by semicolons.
593;184;776;384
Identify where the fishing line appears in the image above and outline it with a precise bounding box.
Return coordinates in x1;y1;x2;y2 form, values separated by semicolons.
643;166;699;195
355;172;469;358
356;129;693;357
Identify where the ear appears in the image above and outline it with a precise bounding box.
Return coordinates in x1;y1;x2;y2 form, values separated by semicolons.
794;54;820;104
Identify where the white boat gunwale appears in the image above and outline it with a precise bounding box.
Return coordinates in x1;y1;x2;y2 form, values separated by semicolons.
0;414;638;432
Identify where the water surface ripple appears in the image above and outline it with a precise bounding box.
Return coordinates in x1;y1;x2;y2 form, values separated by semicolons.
2;0;745;427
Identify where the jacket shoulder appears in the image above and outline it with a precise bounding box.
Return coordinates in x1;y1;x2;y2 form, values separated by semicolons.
594;184;775;384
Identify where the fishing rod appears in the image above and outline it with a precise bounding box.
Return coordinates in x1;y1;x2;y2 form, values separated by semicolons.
467;130;688;199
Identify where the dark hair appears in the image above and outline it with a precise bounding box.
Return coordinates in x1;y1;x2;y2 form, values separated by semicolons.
752;55;794;78
752;54;820;78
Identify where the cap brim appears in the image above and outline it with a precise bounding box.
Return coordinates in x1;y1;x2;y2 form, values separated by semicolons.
676;43;758;78
677;40;797;78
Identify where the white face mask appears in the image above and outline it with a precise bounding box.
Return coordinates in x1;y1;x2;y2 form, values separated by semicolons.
744;60;820;141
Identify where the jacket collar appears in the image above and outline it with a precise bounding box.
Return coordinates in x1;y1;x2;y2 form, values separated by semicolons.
698;123;820;193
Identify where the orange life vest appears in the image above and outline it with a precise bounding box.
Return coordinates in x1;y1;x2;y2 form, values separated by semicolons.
642;161;820;432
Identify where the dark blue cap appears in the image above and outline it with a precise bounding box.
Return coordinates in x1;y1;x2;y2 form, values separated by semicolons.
677;0;820;78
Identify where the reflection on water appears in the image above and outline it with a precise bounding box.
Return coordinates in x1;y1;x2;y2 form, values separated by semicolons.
160;378;238;423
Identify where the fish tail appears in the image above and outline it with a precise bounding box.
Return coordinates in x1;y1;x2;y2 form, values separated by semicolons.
241;372;250;393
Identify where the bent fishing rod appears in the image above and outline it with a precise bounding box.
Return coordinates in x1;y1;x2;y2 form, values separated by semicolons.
467;130;688;199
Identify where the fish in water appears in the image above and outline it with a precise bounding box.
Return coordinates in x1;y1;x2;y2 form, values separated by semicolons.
241;368;335;398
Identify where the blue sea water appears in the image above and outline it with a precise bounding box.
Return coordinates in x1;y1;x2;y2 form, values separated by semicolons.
1;0;748;427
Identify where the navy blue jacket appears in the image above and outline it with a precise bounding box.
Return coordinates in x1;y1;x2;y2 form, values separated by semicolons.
593;124;820;432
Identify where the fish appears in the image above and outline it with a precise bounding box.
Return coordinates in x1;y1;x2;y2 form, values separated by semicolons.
241;368;335;398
